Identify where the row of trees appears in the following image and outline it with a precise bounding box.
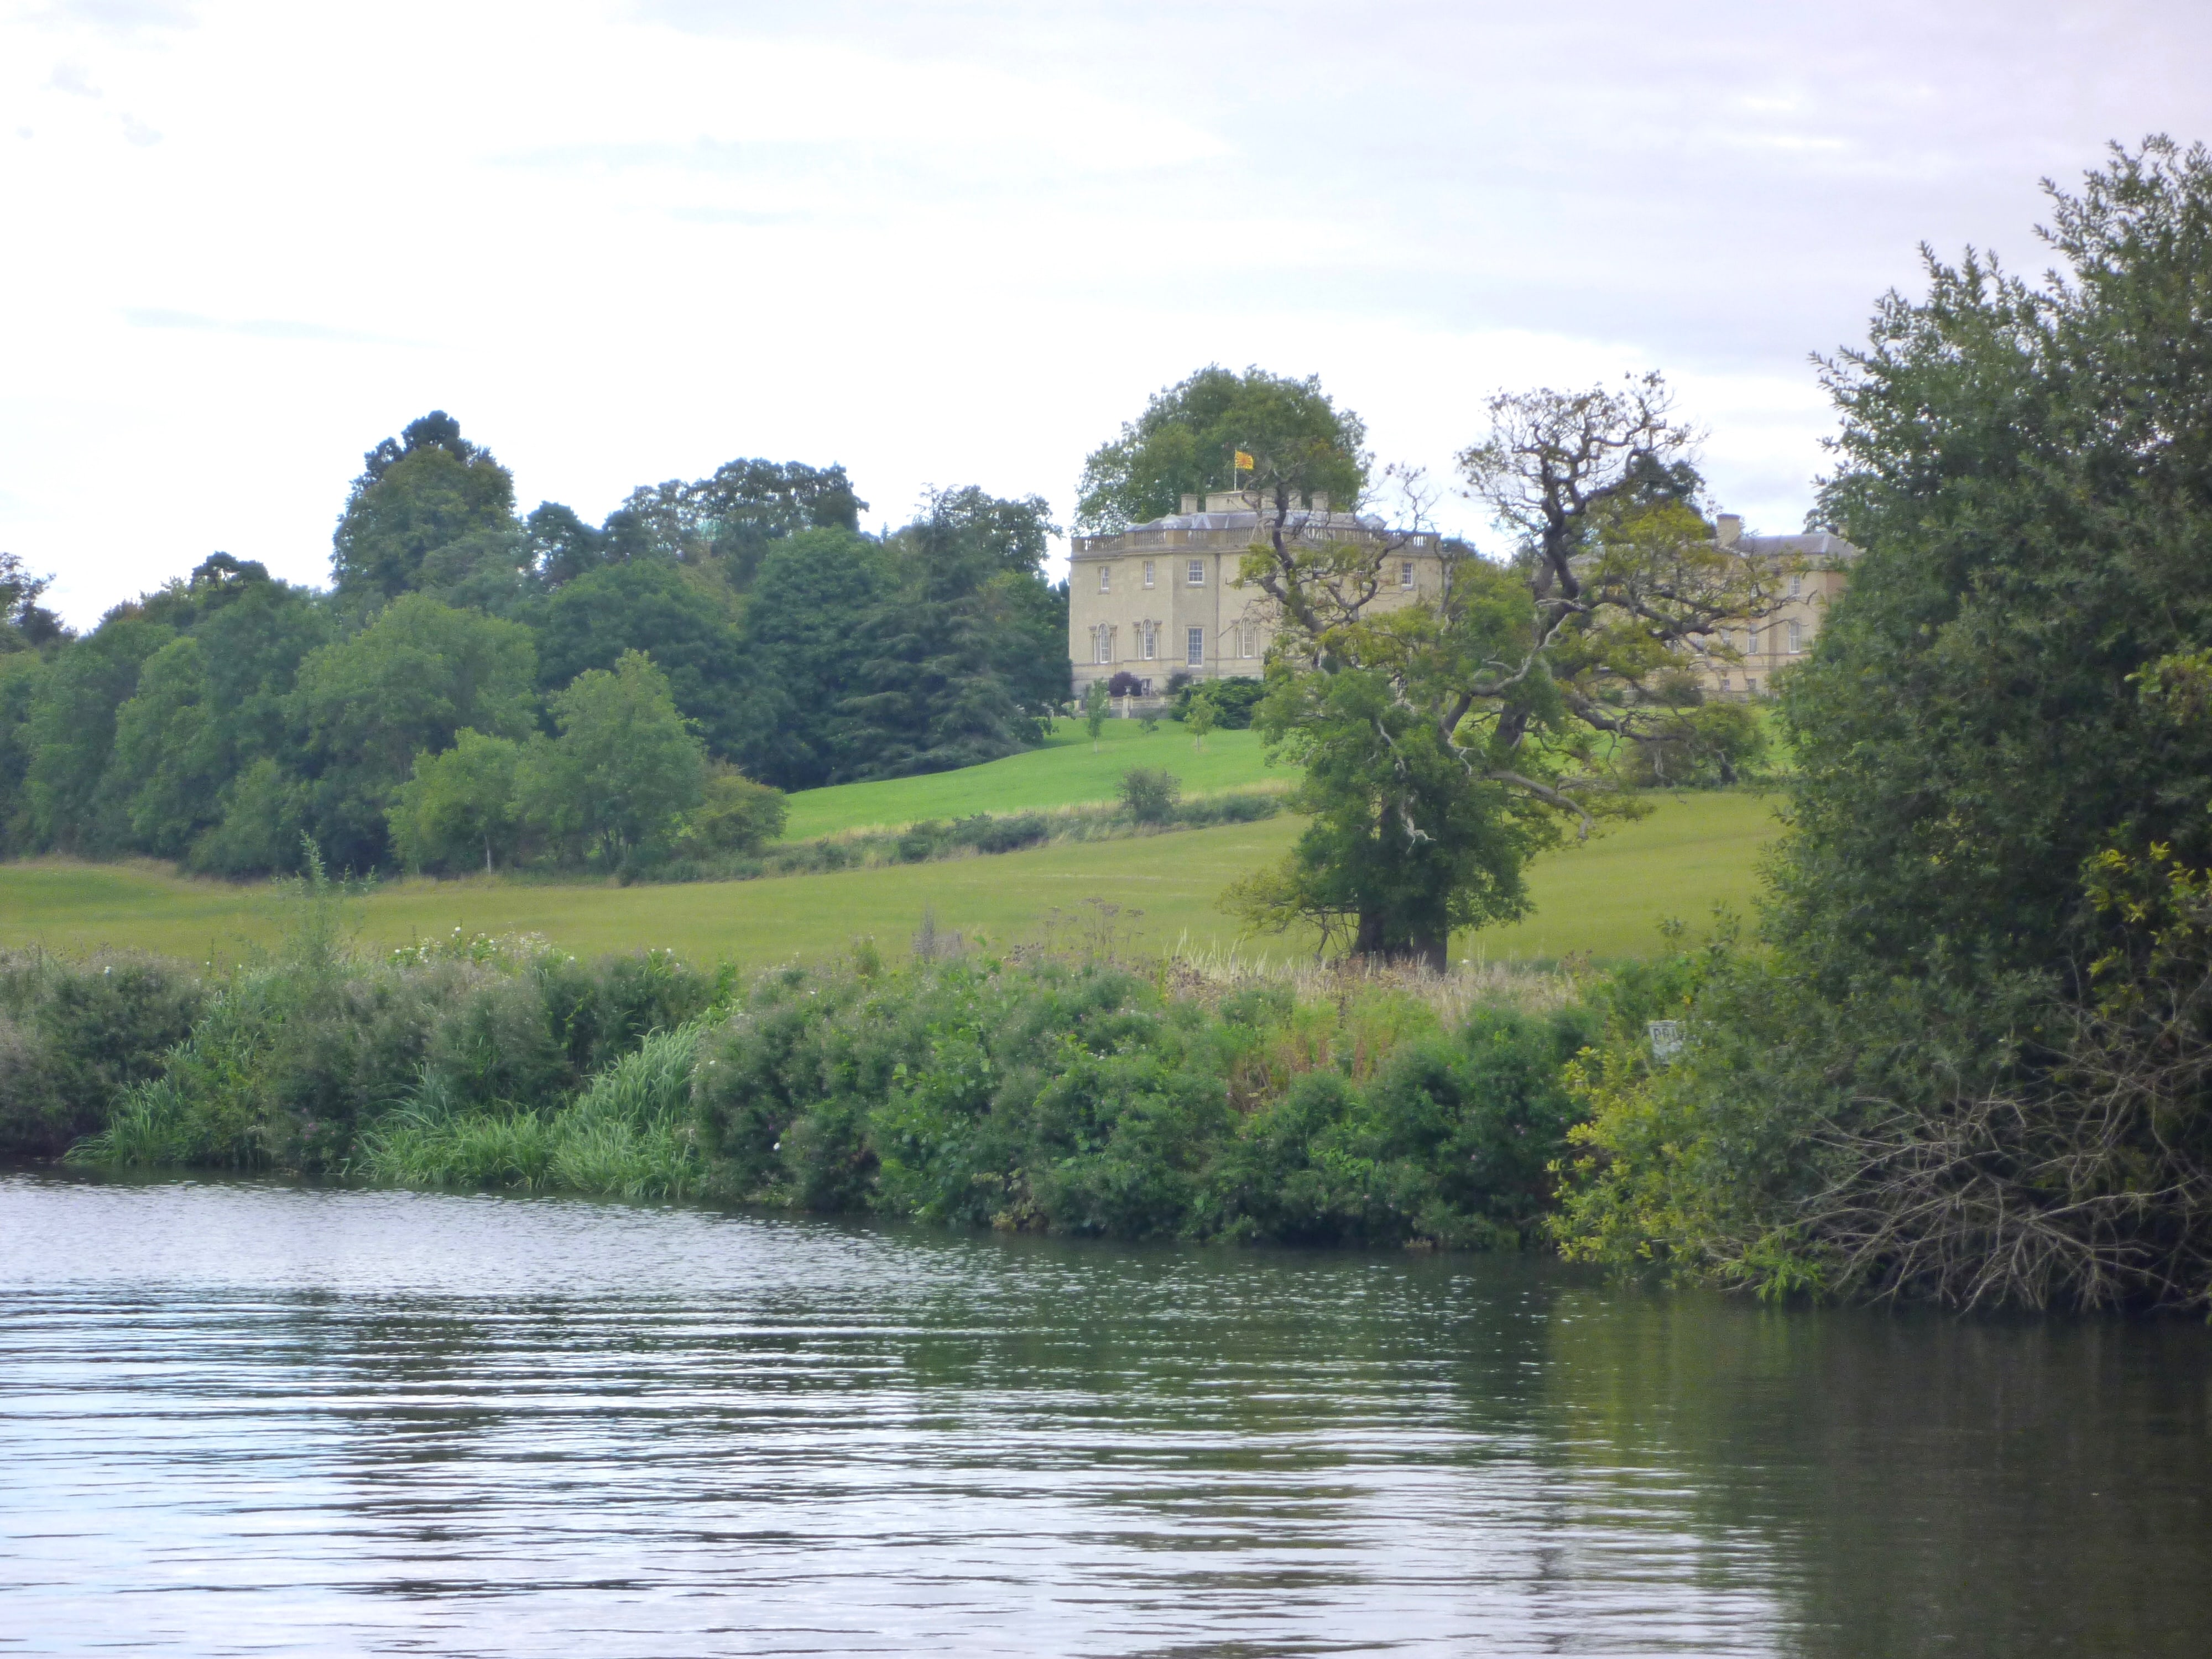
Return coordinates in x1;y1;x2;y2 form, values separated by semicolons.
0;422;1070;874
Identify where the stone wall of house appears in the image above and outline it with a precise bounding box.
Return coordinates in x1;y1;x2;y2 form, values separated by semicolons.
1066;500;1858;703
1692;522;1859;698
1066;489;1446;697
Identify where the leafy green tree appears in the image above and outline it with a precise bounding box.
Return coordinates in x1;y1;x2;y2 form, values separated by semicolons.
1077;365;1369;533
389;729;524;873
523;502;606;587
520;651;706;866
19;613;173;853
1;550;68;649
690;458;866;586
192;757;311;875
904;486;1069;714
1556;139;2212;1312
1618;696;1769;789
830;488;1058;781
1229;561;1566;967
331;412;518;599
1082;680;1110;751
105;636;226;857
291;594;538;869
728;529;893;789
189;577;337;781
1777;135;2212;988
0;652;48;851
1235;369;1789;966
1118;765;1180;823
676;763;789;856
590;460;867;587
1183;689;1215;752
529;560;746;754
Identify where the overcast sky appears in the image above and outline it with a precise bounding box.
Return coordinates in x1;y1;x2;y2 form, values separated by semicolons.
7;0;2210;626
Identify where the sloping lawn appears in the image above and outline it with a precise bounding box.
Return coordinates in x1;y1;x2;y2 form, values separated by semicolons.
779;717;1284;839
0;792;1780;968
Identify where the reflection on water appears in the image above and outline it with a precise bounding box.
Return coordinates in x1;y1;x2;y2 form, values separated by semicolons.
1;1174;2206;1657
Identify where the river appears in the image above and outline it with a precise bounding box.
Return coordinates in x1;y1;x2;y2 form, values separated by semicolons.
2;1172;2207;1656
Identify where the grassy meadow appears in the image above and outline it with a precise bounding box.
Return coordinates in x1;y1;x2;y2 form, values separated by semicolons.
779;715;1282;839
0;791;1780;969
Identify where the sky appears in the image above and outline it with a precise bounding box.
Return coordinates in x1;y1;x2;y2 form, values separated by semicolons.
6;0;2211;627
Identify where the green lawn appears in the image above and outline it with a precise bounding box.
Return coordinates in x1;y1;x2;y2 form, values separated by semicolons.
0;792;1781;969
779;717;1284;839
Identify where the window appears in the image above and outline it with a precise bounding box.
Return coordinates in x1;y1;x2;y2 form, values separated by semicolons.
1718;672;1732;691
1140;621;1156;661
1142;560;1155;588
1747;625;1762;655
1400;559;1415;589
1186;627;1204;666
1098;565;1111;593
1787;620;1804;654
1187;559;1205;586
1745;676;1758;693
1239;622;1256;658
1092;625;1113;665
1788;573;1803;598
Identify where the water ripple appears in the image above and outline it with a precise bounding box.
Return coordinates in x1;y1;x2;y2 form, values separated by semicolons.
3;1173;2208;1657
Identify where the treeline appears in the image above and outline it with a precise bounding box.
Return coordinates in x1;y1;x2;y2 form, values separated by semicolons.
0;415;1070;876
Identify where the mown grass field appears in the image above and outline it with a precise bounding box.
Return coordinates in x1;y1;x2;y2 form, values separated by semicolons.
0;791;1781;969
779;717;1282;839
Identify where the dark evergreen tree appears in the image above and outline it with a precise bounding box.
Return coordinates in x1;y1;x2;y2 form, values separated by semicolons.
531;561;746;755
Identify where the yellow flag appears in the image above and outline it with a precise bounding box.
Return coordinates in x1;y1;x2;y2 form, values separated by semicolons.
1234;450;1255;470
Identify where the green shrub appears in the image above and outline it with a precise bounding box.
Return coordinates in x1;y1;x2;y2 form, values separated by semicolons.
679;764;787;855
1118;766;1181;824
1172;676;1265;729
43;925;1593;1254
0;952;205;1157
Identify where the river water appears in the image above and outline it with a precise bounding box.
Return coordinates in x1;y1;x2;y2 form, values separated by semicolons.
2;1173;2208;1657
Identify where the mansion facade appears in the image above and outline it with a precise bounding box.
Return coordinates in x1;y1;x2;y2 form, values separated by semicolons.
1694;515;1860;698
1066;490;1447;696
1064;498;1859;702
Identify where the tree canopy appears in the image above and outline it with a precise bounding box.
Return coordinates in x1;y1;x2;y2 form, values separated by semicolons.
1777;134;2212;989
1077;365;1369;533
1554;138;2212;1313
332;413;519;600
1203;369;1778;967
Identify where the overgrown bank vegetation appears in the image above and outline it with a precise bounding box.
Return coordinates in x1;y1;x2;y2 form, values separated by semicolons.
6;869;1624;1249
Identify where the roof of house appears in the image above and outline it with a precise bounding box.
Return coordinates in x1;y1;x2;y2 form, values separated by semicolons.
1737;531;1860;562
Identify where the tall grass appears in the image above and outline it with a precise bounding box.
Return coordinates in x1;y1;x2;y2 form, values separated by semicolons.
353;1020;708;1199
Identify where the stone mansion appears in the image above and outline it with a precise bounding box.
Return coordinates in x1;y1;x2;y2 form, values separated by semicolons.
1066;490;1446;696
1695;515;1860;698
1066;496;1858;702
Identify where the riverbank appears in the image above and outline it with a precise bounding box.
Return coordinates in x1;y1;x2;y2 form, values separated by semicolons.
13;917;1608;1249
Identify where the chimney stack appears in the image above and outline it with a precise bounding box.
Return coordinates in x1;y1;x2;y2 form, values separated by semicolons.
1310;491;1329;513
1180;493;1198;515
1716;513;1744;546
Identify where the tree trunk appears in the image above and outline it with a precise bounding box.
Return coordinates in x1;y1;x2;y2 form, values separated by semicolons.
1352;908;1449;974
